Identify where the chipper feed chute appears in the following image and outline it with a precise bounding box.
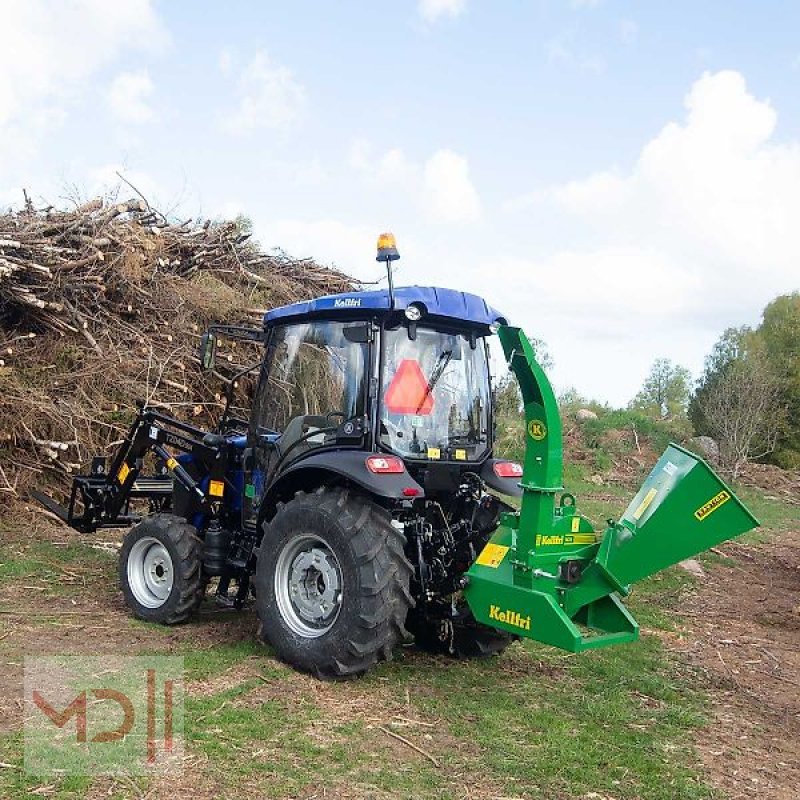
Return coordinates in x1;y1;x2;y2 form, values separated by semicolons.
464;326;760;653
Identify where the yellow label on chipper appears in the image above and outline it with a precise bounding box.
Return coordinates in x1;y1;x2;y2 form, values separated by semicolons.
117;463;130;484
694;490;730;521
166;457;179;471
455;449;467;461
566;534;596;545
475;543;509;568
209;480;225;497
427;447;441;460
632;487;658;520
571;516;581;533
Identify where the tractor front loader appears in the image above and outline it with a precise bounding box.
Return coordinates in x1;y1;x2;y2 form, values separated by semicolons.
34;233;758;677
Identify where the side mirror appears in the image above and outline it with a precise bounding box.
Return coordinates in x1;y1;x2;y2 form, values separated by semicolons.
199;332;217;372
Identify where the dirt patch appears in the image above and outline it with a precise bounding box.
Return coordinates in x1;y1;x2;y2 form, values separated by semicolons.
663;534;800;799
0;511;260;732
738;463;800;508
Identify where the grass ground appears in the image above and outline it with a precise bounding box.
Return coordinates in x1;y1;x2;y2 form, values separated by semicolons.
0;464;796;800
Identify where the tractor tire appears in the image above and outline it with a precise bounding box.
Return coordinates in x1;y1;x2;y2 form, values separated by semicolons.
119;514;204;625
254;487;413;679
407;607;516;658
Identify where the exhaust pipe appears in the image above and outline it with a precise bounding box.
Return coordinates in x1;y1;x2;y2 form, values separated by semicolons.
464;327;759;653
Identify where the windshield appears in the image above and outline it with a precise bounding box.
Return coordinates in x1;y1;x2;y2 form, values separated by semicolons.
379;326;491;461
253;321;368;433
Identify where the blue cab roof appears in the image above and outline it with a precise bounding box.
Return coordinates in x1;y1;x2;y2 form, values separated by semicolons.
263;286;507;328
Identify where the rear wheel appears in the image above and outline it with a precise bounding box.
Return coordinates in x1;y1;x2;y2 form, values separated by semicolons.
119;514;204;624
255;487;413;679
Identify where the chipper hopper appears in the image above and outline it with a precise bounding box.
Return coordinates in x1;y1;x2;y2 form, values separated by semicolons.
464;326;760;652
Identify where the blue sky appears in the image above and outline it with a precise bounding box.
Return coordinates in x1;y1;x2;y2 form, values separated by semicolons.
2;1;798;404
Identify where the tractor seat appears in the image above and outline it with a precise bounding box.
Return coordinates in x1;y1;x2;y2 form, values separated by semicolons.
278;414;329;461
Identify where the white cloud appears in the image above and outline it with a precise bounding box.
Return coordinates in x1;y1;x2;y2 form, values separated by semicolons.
291;159;325;187
107;70;154;123
0;2;164;127
418;0;466;24
223;50;305;134
0;1;165;180
549;70;798;304
501;69;800;403
88;163;160;201
423;149;481;223
377;148;418;187
255;218;379;280
350;142;481;224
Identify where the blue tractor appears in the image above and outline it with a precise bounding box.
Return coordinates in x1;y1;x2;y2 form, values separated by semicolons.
35;234;524;677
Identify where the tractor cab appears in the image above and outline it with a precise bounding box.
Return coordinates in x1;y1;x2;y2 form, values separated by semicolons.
243;283;509;507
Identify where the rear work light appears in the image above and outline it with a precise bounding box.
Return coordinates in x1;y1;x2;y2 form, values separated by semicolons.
366;455;405;474
493;461;523;478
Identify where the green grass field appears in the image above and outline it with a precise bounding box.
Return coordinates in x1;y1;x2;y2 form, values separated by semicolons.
0;462;794;800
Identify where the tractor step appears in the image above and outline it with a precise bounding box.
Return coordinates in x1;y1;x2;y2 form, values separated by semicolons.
130;477;173;495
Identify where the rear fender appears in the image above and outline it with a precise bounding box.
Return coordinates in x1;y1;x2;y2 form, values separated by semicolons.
259;450;425;524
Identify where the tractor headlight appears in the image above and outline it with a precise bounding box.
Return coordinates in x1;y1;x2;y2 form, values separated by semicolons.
404;304;423;322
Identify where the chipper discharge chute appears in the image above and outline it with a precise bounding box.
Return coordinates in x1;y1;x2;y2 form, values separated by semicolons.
464;326;760;652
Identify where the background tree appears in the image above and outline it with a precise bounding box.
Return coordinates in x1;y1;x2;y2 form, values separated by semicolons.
691;327;786;477
630;358;691;418
758;292;800;468
689;326;751;435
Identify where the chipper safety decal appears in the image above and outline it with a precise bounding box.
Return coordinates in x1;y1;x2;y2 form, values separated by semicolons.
475;543;509;568
694;490;731;521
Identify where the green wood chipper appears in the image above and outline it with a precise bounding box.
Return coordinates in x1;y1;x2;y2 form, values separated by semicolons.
463;326;759;651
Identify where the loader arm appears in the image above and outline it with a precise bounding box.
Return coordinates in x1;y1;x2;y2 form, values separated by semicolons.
464;326;759;652
33;407;227;533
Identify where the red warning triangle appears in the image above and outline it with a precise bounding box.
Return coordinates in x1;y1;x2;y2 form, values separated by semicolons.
384;359;434;415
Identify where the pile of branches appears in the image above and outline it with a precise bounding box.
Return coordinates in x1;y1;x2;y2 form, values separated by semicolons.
0;195;353;503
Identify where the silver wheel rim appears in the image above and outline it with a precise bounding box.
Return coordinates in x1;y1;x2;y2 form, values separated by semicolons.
274;534;342;638
127;536;174;608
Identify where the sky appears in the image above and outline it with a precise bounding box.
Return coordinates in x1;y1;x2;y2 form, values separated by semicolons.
1;0;798;405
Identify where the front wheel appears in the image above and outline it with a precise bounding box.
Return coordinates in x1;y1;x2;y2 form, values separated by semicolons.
119;514;204;624
255;488;413;679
